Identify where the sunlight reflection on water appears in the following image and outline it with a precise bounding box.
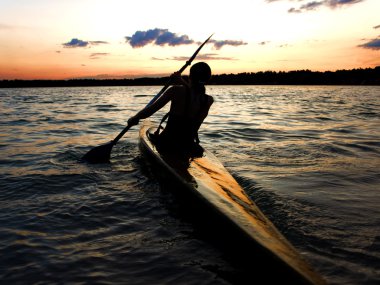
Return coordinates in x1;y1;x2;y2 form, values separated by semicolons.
0;85;379;284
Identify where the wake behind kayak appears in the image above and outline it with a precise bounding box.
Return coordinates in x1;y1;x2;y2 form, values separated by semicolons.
139;124;326;285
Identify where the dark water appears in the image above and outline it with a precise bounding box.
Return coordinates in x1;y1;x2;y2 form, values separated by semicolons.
0;86;379;284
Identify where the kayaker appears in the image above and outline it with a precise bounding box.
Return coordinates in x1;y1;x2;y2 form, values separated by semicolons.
128;62;213;156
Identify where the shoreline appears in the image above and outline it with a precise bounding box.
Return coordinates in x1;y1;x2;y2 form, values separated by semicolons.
1;67;379;88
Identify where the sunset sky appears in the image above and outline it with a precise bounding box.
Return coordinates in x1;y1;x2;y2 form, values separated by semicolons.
0;0;379;80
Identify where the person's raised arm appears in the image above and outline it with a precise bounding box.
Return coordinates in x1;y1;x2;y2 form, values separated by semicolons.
127;86;177;126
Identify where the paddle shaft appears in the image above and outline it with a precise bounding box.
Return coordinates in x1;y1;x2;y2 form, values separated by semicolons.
111;34;213;146
112;124;132;145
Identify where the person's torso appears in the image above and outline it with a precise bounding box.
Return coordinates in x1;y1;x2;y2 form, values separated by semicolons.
160;86;211;145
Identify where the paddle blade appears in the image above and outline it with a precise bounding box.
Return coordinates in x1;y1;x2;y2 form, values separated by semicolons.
82;141;114;163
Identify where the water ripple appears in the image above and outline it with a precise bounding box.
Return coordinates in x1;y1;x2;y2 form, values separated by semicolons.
0;86;379;285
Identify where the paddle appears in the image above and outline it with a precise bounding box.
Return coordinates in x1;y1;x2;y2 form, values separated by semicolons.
82;34;213;164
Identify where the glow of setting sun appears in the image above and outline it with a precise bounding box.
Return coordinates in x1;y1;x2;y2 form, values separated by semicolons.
0;0;379;79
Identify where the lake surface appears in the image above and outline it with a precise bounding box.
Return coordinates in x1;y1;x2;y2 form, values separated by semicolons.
0;85;379;284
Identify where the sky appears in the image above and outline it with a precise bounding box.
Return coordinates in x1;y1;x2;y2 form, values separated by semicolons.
0;0;379;80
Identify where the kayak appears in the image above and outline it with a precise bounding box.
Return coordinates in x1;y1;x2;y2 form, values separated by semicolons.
139;124;326;285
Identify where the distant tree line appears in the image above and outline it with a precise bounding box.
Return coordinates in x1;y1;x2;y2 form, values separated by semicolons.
1;67;379;88
210;67;380;85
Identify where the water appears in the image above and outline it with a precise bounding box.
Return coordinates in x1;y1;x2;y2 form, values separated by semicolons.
0;85;379;284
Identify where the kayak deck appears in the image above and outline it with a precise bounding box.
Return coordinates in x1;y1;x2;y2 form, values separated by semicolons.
139;125;325;285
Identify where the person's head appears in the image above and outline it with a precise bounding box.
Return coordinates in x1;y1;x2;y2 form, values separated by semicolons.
189;62;211;85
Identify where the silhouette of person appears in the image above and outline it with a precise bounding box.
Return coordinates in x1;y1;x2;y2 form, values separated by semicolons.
128;62;213;156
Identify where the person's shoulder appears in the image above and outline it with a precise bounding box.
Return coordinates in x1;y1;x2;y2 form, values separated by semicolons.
166;85;187;103
164;85;185;96
171;84;187;91
168;85;187;95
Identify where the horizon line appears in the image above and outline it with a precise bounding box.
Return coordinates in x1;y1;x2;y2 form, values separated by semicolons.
1;66;379;81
